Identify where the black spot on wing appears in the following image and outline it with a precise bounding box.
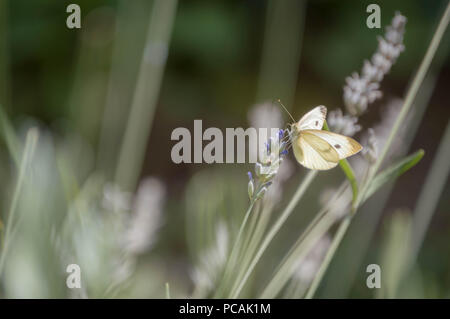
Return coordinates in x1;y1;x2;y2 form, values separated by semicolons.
319;105;327;117
334;144;341;149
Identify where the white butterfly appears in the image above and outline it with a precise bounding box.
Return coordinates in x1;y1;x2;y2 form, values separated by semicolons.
290;106;362;170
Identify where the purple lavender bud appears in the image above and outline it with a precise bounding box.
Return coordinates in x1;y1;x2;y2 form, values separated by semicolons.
278;129;284;140
281;150;288;155
247;171;253;181
263;181;272;188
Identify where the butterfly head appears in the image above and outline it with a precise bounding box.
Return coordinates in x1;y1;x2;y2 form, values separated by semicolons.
290;122;302;140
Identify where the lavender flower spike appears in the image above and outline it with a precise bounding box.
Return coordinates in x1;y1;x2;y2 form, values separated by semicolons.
344;12;406;116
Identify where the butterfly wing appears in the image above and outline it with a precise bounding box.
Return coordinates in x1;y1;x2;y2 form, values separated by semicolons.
296;105;327;131
291;130;362;170
292;133;339;170
302;130;363;159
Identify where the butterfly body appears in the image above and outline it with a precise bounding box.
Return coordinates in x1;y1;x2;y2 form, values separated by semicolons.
290;106;362;170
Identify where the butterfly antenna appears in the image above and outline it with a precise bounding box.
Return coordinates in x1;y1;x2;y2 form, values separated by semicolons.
276;99;295;123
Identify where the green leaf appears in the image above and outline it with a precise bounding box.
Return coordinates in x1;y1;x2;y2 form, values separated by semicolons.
363;149;425;203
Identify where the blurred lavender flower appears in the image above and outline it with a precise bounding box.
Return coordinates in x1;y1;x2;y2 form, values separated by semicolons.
101;177;166;255
248;101;284;162
247;129;289;202
362;128;378;164
248;101;284;134
122;177;166;254
327;109;362;137
344;13;406;116
293;236;331;285
247;101;291;203
58;176;166;297
265;157;294;205
319;187;351;220
191;222;229;295
344;73;382;116
370;98;408;156
353;98;410;174
102;183;132;212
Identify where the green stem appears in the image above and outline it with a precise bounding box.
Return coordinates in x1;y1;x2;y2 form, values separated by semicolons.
323;121;358;209
257;182;348;298
239;201;262;258
229;203;272;296
408;120;450;267
215;201;255;297
230;170;317;298
115;0;178;191
259;209;336;298
305;216;351;299
0;128;38;277
339;159;358;210
229;201;256;266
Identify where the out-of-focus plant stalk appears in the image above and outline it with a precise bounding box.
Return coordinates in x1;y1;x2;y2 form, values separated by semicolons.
0;0;10;107
409;121;450;266
0;1;19;163
97;1;150;178
115;0;178;191
256;0;306;108
68;9;115;145
305;216;350;298
0;106;20;165
0;128;38;277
